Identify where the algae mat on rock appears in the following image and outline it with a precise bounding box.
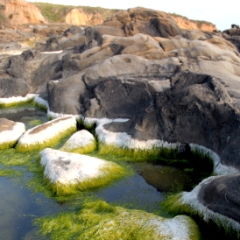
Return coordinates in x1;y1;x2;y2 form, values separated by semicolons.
35;200;200;240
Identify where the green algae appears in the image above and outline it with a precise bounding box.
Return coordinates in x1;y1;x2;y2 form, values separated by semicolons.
33;101;48;112
28;119;44;127
0;97;34;108
42;162;128;197
15;126;77;152
98;143;177;162
0;140;18;150
0;169;22;177
35;200;200;240
60;140;97;154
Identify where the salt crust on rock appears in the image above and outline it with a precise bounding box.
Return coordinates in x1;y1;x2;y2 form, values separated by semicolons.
85;117;238;175
16;116;76;151
0;94;35;107
40;148;123;186
34;95;81;119
60;129;96;153
174;176;240;234
0;120;25;149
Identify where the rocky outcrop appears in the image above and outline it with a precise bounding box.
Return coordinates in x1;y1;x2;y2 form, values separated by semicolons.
0;0;46;25
1;7;240;234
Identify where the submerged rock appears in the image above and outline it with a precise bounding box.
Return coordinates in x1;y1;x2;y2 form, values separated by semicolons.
0;118;25;149
40;148;126;195
16;116;76;152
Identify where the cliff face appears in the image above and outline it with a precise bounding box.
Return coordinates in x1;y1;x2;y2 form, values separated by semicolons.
0;1;217;32
63;7;217;31
64;8;103;26
171;15;217;32
0;0;46;25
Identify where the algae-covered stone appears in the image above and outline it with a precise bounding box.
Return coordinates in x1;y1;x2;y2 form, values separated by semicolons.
0;94;35;108
16;116;76;152
40;148;126;195
0;118;25;150
35;200;200;240
60;129;96;154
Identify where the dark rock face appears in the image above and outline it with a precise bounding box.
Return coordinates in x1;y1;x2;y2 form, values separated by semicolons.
0;78;29;97
198;173;240;223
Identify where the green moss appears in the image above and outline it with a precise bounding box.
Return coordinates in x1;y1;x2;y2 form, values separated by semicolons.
61;142;96;154
0;140;18;150
43;161;127;196
0;97;34;108
0;169;22;177
98;143;178;162
33;101;48;112
28;119;44;127
15;126;77;152
35;200;200;240
0;148;34;166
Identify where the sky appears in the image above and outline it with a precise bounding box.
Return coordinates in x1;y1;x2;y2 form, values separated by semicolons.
27;0;239;31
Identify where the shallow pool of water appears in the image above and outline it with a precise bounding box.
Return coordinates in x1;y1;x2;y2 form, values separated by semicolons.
0;104;48;129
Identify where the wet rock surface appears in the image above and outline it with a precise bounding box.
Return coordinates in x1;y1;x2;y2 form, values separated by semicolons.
1;6;240;228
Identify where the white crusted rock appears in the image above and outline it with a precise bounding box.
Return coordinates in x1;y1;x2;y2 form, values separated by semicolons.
16;116;77;152
0;118;25;149
60;129;96;153
40;148;126;195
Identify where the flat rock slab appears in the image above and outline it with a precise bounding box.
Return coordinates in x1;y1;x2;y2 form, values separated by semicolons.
16;116;76;152
0;118;25;149
60;129;96;154
40;148;126;195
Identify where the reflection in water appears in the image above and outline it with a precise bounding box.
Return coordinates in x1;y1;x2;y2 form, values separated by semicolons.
139;164;191;192
0;177;69;240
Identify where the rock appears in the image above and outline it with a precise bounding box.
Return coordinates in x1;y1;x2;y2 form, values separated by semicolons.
60;129;96;153
0;78;29;98
0;118;25;149
40;148;126;195
0;0;46;25
171;15;217;32
198;173;240;223
16;116;76;152
0;42;21;51
103;7;182;38
64;8;103;26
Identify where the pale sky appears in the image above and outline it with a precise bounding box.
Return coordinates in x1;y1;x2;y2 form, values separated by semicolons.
27;0;239;31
